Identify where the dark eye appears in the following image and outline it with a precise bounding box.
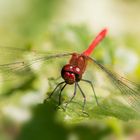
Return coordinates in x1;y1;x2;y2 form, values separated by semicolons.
73;66;81;75
62;72;75;84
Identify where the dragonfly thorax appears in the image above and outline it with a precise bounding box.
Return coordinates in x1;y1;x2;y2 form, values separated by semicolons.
61;64;82;84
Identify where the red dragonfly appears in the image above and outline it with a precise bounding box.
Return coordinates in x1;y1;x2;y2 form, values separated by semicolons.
46;29;108;111
0;29;140;113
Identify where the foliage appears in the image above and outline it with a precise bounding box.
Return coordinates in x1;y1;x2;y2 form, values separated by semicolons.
0;0;140;140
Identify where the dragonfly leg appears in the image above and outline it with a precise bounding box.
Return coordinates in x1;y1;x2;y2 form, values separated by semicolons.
77;84;89;116
65;82;77;109
44;81;65;103
58;83;67;106
81;79;100;107
77;84;86;112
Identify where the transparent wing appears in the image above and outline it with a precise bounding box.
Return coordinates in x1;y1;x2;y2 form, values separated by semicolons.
88;56;140;113
0;46;31;64
0;46;72;83
0;46;72;64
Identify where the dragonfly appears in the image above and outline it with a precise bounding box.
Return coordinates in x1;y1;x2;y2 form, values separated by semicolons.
0;28;140;114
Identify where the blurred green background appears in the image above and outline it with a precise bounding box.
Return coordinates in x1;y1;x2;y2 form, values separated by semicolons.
0;0;140;140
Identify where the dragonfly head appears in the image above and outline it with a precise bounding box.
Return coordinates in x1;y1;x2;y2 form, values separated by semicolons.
61;64;82;84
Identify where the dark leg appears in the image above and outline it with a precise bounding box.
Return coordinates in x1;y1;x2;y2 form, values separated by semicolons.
45;81;65;102
65;82;77;109
81;79;100;106
58;83;67;106
77;84;86;112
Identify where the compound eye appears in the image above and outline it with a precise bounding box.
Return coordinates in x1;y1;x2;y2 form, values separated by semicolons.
62;72;75;84
73;66;81;75
61;65;82;84
63;64;73;71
